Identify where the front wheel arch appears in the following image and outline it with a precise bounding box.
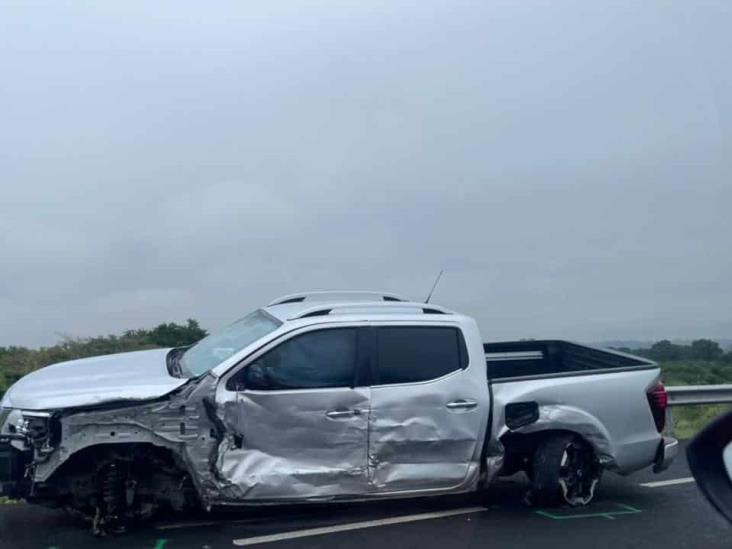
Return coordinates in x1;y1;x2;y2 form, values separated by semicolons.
45;442;200;530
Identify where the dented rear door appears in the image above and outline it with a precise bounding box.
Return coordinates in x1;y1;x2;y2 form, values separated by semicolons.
367;324;489;493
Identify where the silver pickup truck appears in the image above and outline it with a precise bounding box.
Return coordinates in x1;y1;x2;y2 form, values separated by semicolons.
0;291;677;532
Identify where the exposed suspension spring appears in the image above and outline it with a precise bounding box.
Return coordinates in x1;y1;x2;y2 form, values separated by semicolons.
103;463;125;516
93;462;127;536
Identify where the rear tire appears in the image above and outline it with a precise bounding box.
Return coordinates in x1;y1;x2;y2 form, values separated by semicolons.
530;434;601;507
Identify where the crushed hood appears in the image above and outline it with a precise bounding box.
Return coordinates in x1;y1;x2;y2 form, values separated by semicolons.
1;348;188;411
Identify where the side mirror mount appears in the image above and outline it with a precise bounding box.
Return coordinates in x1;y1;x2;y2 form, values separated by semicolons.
687;410;732;523
244;361;271;391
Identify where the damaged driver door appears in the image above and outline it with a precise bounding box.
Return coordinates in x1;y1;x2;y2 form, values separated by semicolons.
218;326;371;501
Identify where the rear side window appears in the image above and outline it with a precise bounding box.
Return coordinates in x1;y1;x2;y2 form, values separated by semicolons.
375;326;468;385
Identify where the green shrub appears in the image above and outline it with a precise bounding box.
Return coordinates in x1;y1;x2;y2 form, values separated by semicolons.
0;319;207;396
669;404;731;439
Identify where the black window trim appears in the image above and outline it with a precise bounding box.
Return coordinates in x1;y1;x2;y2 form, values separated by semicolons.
357;326;377;388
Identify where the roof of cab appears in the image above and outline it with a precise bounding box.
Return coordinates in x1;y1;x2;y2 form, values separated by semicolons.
209;293;465;378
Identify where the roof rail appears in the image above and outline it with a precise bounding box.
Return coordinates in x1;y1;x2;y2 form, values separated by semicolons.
268;290;406;306
290;302;452;320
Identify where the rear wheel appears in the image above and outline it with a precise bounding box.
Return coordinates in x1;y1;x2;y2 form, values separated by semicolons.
530;434;601;506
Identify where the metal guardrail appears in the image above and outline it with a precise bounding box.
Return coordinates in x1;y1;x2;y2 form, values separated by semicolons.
665;384;732;437
666;384;732;406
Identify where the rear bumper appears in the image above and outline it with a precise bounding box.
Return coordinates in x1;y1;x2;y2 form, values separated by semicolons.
653;436;679;473
0;439;30;498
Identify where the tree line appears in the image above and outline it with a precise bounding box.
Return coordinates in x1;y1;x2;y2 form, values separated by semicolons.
616;338;732;363
0;320;207;397
613;339;732;387
614;339;732;438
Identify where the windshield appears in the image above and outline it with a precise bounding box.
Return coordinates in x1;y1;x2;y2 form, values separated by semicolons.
181;310;281;376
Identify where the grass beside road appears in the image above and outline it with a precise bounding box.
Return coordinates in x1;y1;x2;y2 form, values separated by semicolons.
658;357;732;438
669;404;731;439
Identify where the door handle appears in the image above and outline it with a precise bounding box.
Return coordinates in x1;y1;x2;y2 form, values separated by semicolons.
446;399;478;411
326;409;361;419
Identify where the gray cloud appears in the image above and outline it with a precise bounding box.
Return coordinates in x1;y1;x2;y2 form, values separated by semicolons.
1;1;731;346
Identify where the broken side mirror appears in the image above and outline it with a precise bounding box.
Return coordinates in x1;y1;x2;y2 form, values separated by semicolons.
687;409;732;523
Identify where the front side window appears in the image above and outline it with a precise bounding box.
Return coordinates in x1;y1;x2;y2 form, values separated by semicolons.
242;328;357;390
375;326;467;385
181;310;281;377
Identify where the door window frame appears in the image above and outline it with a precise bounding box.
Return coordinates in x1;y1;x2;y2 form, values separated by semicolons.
221;322;373;394
367;321;471;389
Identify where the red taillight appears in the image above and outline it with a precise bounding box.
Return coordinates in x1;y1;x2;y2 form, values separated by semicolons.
647;382;668;433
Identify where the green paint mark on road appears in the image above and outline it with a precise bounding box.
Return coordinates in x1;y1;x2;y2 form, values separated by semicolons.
536;503;641;521
0;497;20;505
154;539;168;549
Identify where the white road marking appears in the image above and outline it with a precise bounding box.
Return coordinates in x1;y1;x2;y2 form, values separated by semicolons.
640;477;695;488
231;506;488;546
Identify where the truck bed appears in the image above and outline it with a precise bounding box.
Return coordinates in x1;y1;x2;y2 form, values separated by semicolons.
484;340;664;475
484;340;655;381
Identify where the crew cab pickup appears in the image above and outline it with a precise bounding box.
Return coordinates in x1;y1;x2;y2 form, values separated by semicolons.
0;291;678;532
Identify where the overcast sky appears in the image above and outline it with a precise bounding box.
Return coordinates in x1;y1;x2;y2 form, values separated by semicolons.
1;1;731;347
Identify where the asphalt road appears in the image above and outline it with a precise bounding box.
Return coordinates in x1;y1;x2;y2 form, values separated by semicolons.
1;442;728;549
